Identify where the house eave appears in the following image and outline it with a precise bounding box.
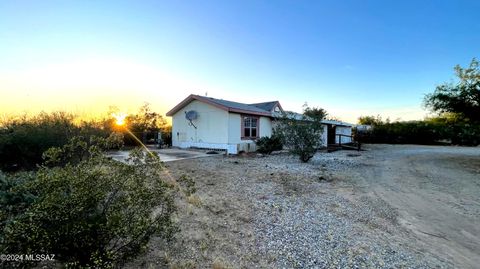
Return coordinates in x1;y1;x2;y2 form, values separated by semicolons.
166;94;229;116
320;120;354;127
166;94;273;117
228;108;272;117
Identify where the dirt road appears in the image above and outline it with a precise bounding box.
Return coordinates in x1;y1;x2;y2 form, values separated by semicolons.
344;144;480;268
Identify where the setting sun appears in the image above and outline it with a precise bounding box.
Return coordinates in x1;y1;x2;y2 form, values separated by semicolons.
112;112;127;126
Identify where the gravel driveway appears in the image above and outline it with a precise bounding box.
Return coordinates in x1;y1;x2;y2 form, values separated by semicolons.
346;144;480;269
128;144;480;268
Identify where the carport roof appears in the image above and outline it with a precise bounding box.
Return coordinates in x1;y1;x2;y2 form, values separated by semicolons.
273;111;353;127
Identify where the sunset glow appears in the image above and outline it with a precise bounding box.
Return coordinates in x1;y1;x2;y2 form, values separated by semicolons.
113;113;127;126
0;1;478;123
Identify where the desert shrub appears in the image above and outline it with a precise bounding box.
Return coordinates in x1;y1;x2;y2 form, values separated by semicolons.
424;58;480;123
0;112;114;171
450;123;480;146
0;137;176;268
354;116;480;146
42;133;124;168
0;171;37;229
77;120;113;139
186;194;202;207
275;109;324;162
126;103;167;134
355;121;441;144
118;103;168;146
177;174;196;196
0;112;77;171
255;134;283;154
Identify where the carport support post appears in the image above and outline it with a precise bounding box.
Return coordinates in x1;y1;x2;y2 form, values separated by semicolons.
142;132;147;144
157;132;163;149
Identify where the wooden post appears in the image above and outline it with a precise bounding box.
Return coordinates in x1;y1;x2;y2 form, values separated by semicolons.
142;132;147;144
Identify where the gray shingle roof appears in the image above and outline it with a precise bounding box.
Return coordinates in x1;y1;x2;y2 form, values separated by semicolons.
167;94;353;126
166;94;276;116
193;95;274;114
249;101;279;112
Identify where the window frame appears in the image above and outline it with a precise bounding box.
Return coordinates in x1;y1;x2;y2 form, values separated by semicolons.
241;115;260;140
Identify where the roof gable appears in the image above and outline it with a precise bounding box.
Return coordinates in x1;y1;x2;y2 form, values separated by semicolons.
166;94;279;117
249;101;284;112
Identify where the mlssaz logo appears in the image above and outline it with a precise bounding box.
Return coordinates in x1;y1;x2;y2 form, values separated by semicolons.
25;254;55;261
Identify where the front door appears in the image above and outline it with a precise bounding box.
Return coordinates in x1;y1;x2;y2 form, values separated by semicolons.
327;125;336;144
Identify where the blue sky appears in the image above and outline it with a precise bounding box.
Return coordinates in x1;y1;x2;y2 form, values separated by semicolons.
0;0;479;122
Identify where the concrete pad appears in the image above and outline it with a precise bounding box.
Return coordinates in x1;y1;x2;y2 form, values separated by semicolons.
107;147;219;163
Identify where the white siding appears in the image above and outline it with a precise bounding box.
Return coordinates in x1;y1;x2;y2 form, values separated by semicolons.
228;114;273;153
321;125;328;147
227;113;242;144
259;117;272;137
336;126;352;144
171;100;229;145
171;100;276;154
228;114;273;144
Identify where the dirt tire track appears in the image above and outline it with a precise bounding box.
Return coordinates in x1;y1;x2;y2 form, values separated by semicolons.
348;144;480;269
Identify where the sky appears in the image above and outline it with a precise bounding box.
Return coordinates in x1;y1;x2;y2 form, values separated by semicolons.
1;0;479;123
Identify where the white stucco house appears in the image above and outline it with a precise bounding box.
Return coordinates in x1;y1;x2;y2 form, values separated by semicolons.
166;94;353;154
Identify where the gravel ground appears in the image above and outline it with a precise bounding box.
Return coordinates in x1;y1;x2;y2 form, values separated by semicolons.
242;153;446;268
253;189;440;268
127;145;479;268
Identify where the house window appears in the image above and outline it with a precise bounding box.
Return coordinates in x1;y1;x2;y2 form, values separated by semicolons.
242;116;258;139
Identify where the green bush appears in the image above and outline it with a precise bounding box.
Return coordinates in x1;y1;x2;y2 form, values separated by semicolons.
424;58;480;123
275;110;324;162
42;133;124;168
0;105;172;170
0;137;177;268
255;135;283;154
177;174;197;196
120;103;168;146
0;112;114;171
0;171;37;229
450;124;480;146
355;116;480;146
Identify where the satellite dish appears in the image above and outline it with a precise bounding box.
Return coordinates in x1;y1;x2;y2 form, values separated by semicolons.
185;110;198;120
185;110;198;129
